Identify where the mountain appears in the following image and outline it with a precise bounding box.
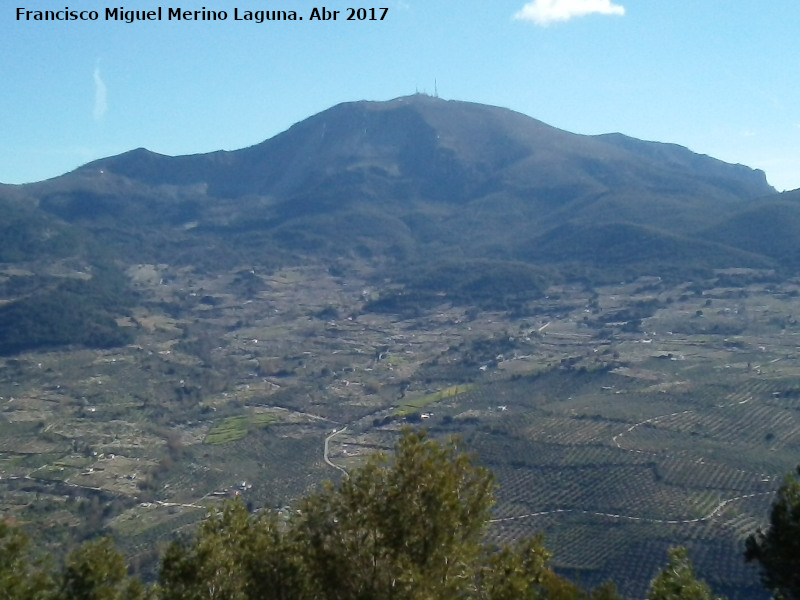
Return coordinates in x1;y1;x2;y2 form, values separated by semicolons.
0;94;790;352
75;95;772;203
11;95;776;260
62;96;773;236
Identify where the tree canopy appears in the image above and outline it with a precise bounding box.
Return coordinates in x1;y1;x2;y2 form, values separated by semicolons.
645;547;720;600
0;428;757;600
157;429;593;600
745;466;800;600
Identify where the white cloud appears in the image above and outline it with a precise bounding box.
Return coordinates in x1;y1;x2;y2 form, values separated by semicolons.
93;65;107;121
514;0;625;26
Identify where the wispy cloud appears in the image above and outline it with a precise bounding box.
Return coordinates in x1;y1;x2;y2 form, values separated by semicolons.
514;0;625;26
93;64;107;121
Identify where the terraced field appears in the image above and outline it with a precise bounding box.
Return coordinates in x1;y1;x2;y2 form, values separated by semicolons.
321;277;800;599
2;266;800;596
386;370;787;599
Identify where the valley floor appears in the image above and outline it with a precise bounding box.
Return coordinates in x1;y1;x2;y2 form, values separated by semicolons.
1;263;797;597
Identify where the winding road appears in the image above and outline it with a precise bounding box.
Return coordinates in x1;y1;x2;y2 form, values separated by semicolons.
323;426;349;476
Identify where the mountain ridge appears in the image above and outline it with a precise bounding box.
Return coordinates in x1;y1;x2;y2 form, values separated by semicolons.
2;94;794;296
71;95;773;203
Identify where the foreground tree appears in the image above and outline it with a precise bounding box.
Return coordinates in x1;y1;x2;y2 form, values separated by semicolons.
159;500;305;600
158;428;602;600
646;547;721;600
293;428;497;600
1;429;628;600
0;520;52;599
745;466;800;600
56;537;147;600
0;526;145;600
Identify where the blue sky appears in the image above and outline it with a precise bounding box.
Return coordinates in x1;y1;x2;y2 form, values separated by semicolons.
2;0;799;190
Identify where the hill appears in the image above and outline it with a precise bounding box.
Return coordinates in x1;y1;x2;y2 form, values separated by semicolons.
703;190;800;269
522;221;776;283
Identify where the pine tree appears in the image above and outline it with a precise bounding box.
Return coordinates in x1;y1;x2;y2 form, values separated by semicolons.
646;547;721;600
56;536;146;600
293;428;496;600
745;466;800;600
0;520;52;599
159;500;304;600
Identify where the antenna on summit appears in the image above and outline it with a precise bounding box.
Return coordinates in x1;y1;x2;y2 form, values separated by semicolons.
434;79;438;98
